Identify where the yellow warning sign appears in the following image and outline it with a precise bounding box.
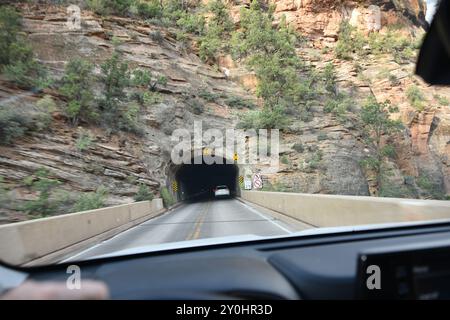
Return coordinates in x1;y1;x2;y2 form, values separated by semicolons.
233;153;239;161
172;181;178;192
238;175;244;185
203;148;211;156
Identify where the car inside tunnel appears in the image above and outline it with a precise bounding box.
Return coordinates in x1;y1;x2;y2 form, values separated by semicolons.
174;157;239;202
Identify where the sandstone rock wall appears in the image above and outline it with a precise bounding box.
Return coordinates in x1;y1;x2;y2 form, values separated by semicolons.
0;3;252;223
0;1;448;223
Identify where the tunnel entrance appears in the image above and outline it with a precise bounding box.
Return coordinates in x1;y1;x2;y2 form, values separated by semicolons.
173;156;239;202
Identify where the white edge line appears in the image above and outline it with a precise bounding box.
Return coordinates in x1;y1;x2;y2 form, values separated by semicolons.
237;200;292;234
59;242;103;263
60;209;178;263
62;201;290;262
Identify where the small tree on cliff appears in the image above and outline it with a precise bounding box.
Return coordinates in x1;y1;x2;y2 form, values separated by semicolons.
359;97;403;195
60;58;97;126
198;0;234;62
231;1;312;129
0;6;47;88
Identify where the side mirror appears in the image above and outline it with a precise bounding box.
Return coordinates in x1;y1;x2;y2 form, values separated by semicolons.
416;0;450;85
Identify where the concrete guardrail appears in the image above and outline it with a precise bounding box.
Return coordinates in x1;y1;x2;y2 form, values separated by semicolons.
0;199;164;265
241;191;450;227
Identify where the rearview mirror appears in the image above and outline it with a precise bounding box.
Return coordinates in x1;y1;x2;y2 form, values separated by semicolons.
416;0;450;85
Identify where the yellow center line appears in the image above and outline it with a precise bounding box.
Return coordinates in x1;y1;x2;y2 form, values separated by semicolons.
186;201;211;241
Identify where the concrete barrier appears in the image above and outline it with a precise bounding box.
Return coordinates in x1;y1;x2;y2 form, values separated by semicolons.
241;191;450;227
0;199;164;265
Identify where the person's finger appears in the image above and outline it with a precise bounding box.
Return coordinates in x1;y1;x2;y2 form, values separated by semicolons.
1;280;109;300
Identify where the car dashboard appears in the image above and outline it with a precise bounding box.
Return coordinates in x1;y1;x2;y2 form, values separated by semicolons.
13;221;450;300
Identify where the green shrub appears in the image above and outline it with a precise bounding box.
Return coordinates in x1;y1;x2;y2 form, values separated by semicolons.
224;96;255;109
231;4;309;115
335;21;364;60
292;143;304;153
199;27;223;62
160;186;175;208
98;56;161;134
100;52;130;107
72;187;108;212
22;168;62;217
360;98;403;193
381;144;396;158
366;29;416;63
187;99;204;115
134;183;154;202
198;89;220;102
0;97;54;145
0;6;47;88
335;21;416;64
99;51;131;129
434;94;449;106
324;93;352;121
416;174;433;191
0;176;9;205
237;110;259;130
136;0;162;19
238;106;290;130
176;12;205;35
208;0;233;29
258;106;291;129
3;43;47;88
161;0;186;20
141;91;161;105
359;156;380;172
149;30;164;43
323;62;337;94
60;58;97;126
36;95;57;113
86;0;109;15
175;30;189;44
119;102;144;135
0;6;21;66
0;105;32;145
147;16;172;27
406;85;425;111
198;0;233;62
75;129;94;152
317;132;328;141
301;150;323;172
376;31;416;63
389;74;400;86
416;174;445;199
260;181;290;192
131;68;167;91
379;181;413;198
32;110;53;133
86;0;134;16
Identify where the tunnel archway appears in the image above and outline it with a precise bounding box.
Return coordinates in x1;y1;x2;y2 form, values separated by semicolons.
170;155;240;202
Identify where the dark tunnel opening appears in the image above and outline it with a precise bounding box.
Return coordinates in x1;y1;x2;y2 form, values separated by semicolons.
174;157;239;202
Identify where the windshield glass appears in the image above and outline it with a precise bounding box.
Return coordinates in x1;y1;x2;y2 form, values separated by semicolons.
0;0;448;266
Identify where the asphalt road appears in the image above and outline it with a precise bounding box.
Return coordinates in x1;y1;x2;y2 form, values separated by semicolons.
68;198;309;261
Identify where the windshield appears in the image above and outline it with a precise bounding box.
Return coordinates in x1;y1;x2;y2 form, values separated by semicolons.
0;0;448;266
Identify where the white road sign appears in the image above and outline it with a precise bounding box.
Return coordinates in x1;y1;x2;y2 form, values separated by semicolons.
252;173;263;189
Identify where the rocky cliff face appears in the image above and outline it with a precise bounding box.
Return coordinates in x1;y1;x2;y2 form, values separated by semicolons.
231;0;449;198
0;2;252;223
0;1;448;223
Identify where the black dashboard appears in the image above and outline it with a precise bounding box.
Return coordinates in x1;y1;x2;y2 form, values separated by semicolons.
15;221;450;299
